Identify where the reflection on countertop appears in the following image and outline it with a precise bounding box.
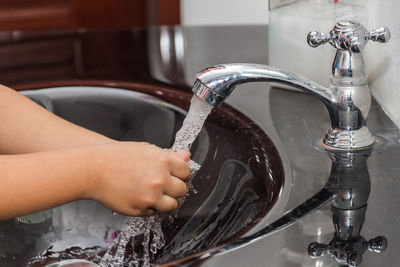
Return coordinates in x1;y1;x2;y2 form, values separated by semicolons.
308;149;387;267
262;88;400;267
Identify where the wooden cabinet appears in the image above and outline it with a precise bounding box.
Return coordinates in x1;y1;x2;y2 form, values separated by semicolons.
0;1;181;85
0;0;70;30
0;29;154;86
0;0;180;30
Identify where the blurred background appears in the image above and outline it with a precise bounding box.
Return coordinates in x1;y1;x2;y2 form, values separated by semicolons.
0;0;269;30
0;0;180;30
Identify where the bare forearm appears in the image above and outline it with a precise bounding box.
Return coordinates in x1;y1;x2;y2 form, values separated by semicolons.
0;148;95;220
0;84;112;154
0;84;192;220
0;142;191;221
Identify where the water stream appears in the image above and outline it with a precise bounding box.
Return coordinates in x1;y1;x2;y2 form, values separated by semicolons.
171;95;214;152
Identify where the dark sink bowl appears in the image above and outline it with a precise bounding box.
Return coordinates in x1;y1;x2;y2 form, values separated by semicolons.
0;82;284;266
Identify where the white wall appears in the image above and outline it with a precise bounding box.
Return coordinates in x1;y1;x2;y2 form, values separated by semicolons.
180;0;269;26
363;0;400;128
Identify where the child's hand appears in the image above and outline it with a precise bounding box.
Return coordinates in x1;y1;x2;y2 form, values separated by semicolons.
84;142;190;216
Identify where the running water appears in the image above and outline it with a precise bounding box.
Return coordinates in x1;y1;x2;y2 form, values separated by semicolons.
171;95;214;152
99;95;213;267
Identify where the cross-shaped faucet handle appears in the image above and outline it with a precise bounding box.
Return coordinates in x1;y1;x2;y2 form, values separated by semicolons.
307;20;390;53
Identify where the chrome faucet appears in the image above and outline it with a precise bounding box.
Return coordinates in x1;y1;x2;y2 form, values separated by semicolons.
192;20;390;150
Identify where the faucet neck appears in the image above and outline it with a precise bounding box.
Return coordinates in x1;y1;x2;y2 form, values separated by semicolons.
331;50;368;86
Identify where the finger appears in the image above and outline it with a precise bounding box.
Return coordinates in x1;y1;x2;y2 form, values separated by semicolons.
123;207;145;217
164;176;188;198
169;157;191;179
154;195;178;213
171;150;191;162
127;206;156;217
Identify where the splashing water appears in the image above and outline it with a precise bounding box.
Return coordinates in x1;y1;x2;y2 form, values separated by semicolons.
98;95;213;266
99;216;164;267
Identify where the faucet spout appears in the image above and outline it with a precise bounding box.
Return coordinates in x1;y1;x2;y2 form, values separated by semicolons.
193;63;374;150
193;63;335;108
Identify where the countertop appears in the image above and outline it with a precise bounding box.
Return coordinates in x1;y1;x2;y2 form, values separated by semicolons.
0;25;399;266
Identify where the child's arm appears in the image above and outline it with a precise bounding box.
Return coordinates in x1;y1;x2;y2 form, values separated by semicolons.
0;84;113;154
0;85;191;220
0;142;190;220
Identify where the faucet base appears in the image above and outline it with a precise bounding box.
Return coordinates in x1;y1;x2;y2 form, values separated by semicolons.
322;126;375;150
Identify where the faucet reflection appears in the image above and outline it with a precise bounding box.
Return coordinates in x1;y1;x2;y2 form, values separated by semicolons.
211;148;387;267
308;149;387;267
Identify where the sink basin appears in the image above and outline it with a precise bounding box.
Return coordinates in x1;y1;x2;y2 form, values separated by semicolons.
0;83;284;266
